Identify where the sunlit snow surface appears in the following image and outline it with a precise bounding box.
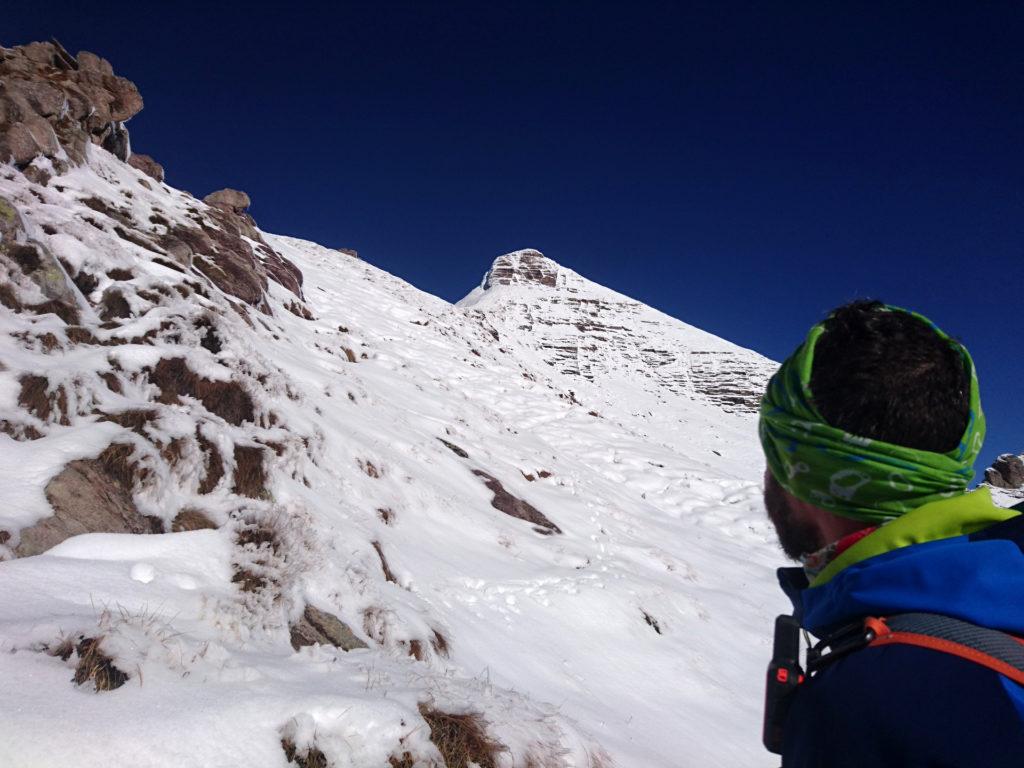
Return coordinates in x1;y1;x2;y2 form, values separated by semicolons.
0;148;787;767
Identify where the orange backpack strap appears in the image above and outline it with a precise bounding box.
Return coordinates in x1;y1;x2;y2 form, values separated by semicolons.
866;613;1024;687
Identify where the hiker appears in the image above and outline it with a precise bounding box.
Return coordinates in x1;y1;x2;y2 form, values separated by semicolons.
759;300;1024;767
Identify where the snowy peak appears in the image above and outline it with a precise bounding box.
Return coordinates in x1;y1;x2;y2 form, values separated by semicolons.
461;249;777;415
481;248;560;290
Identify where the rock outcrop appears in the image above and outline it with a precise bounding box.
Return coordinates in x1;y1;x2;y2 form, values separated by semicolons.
128;153;164;182
0;40;146;170
985;453;1024;490
204;188;251;214
16;443;163;557
483;248;558;289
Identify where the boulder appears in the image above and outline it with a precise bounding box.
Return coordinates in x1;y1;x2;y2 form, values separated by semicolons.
128;152;165;182
985;454;1024;489
204;188;251;213
289;605;368;651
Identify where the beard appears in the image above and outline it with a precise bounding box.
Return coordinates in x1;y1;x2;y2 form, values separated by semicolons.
763;471;824;561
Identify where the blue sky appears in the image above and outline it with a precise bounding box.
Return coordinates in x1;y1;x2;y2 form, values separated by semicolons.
7;2;1022;465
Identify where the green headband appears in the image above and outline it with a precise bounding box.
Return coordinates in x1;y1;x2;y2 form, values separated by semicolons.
759;305;985;523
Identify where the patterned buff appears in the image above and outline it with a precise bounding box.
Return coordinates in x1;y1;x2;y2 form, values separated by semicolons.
759;306;985;523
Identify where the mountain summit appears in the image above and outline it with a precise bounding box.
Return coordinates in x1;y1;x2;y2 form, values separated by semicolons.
461;249;776;414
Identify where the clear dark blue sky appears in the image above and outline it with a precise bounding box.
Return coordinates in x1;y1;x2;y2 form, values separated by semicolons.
8;2;1022;462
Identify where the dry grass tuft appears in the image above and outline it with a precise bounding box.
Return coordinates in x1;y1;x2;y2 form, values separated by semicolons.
18;374;70;425
388;753;414;768
358;459;382;478
99;288;132;321
377;507;394;525
96;442;141;490
195;316;223;354
73;637;129;692
418;703;504;768
281;738;329;768
47;636;74;662
0;281;24;311
231;515;282;594
232;444;269;499
430;629;450;658
171;508;218;532
196;430;225;494
99;371;123;393
0;419;44;441
98;408;157;436
408;639;424;661
150;357;255;426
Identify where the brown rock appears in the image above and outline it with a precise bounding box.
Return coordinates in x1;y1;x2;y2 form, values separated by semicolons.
15;443;163;557
128;152;165;182
985;454;1024;489
21;42;57;66
107;76;143;121
6;78;65;117
204;188;251;213
472;469;561;535
289;605;368;651
76;50;114;76
483;249;558;289
0;42;143;171
0;122;43;165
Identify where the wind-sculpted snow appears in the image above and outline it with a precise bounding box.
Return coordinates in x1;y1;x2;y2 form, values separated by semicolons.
0;140;786;766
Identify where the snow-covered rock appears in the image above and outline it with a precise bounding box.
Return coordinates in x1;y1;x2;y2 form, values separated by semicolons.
0;42;789;768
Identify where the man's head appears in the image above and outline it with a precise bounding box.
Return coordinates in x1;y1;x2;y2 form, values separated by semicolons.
760;301;979;560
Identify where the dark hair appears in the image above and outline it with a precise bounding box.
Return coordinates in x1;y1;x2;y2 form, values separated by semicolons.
809;300;970;453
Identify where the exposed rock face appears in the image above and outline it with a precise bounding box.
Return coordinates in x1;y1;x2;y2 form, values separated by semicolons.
985;454;1024;490
204;188;251;214
0;40;144;168
0;194;81;324
15;443;162;557
483;248;558;289
461;249;776;414
128;152;164;182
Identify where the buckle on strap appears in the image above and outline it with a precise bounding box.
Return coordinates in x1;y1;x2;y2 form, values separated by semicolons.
806;617;889;675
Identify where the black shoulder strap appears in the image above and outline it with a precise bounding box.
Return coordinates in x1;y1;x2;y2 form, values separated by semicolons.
808;612;1024;686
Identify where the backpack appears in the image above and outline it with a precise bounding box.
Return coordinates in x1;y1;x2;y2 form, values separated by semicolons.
764;499;1024;754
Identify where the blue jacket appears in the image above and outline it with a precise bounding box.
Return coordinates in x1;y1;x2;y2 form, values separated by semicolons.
779;489;1024;767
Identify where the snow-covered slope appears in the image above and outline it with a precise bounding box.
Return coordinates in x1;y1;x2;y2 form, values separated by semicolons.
0;42;788;768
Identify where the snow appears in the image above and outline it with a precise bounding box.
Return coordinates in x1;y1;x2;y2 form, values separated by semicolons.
0;148;789;766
